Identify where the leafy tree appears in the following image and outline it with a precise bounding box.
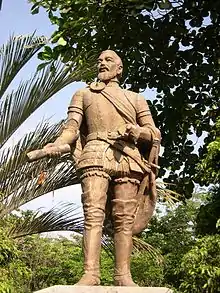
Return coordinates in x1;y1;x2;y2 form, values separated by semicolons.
29;0;220;197
0;228;31;293
177;235;220;293
138;193;220;291
17;235;84;291
142;194;202;288
0;214;163;291
2;194;219;292
195;118;220;236
131;251;164;287
197;117;220;186
196;187;220;236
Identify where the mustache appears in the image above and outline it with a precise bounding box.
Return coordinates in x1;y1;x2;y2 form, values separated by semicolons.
99;66;109;71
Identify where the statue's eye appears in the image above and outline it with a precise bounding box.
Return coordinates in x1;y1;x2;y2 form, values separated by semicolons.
106;57;113;62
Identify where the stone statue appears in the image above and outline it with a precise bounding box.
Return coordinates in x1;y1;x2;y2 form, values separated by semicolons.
27;50;161;286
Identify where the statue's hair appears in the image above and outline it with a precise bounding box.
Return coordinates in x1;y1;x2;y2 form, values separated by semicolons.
99;49;123;78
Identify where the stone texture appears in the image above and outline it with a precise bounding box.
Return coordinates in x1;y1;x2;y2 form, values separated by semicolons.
34;286;173;293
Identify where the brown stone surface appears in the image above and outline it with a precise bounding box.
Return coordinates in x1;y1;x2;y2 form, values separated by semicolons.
34;286;173;293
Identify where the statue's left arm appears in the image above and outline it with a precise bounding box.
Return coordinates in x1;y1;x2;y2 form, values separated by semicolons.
126;94;160;144
135;94;161;143
135;94;161;172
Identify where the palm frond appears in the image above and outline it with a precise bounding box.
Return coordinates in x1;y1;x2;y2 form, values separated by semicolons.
132;237;163;264
0;59;83;147
0;120;61;178
0;121;80;217
0;33;44;98
102;221;163;262
157;181;182;207
8;203;84;239
100;235;163;263
0;159;79;217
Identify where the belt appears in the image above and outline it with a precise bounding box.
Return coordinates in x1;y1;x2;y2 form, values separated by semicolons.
86;131;121;143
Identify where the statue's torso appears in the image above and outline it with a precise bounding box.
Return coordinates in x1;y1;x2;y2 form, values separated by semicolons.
76;85;143;174
83;87;135;133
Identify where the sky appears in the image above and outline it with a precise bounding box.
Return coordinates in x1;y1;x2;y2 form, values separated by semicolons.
0;1;159;218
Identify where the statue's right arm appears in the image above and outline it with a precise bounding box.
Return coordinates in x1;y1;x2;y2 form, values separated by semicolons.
46;90;84;148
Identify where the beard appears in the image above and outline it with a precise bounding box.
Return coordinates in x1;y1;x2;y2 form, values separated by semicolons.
98;69;117;81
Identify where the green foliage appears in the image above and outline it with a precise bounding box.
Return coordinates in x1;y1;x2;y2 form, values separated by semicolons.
0;229;17;266
0;229;31;293
143;196;201;288
17;235;84;291
195;118;220;236
29;0;220;197
0;215;85;292
197;117;220;185
196;187;220;236
178;235;220;293
1;194;220;291
131;252;164;287
100;249;164;286
0;213;165;290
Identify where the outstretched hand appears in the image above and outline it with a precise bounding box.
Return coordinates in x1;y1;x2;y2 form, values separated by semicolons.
26;143;71;162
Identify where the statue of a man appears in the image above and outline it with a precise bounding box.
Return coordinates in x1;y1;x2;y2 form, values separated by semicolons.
43;50;160;286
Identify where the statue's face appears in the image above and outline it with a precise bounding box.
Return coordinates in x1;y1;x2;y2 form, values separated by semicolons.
97;51;122;81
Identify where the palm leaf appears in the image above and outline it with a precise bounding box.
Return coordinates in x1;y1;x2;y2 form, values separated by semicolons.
0;33;44;98
0;121;80;217
157;181;182;207
0;120;61;179
1;159;78;213
101;234;163;264
132;237;163;264
0;157;78;217
0;33;95;147
8;203;84;239
0;60;82;147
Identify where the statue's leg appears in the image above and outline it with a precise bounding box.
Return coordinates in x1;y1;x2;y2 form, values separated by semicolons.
76;170;110;286
112;177;140;286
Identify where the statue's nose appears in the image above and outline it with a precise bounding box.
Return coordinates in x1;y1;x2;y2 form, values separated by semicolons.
101;59;108;66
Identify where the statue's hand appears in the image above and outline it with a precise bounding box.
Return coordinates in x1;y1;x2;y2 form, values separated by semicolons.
125;124;140;144
27;143;71;162
43;143;62;157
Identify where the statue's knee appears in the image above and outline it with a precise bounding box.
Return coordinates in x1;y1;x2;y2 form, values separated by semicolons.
112;199;137;232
